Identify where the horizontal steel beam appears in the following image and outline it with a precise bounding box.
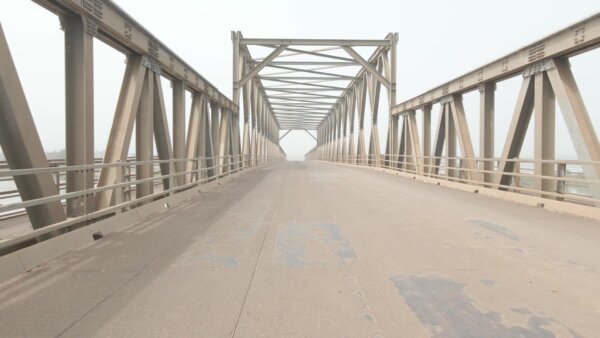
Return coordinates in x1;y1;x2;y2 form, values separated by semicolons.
260;76;355;81
281;46;354;62
256;45;355;63
240;38;392;46
273;108;330;112
275;119;326;122
276;119;323;123
279;126;320;129
255;46;340;60
264;65;357;79
277;122;323;125
274;113;328;117
271;101;336;107
273;108;330;113
268;96;338;100
271;103;334;107
273;107;329;111
278;122;321;124
392;12;600;115
279;124;320;127
271;102;334;106
269;95;333;104
263;61;357;66
280;128;319;131
275;116;327;119
43;0;237;111
276;116;323;119
278;121;320;124
274;112;326;116
266;92;341;99
274;109;329;113
275;118;327;121
261;78;347;90
265;88;344;92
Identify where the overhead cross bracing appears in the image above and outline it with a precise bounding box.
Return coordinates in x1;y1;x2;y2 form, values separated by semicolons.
231;33;399;148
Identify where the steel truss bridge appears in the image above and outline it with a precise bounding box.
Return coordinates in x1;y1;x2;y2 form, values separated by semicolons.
1;1;600;336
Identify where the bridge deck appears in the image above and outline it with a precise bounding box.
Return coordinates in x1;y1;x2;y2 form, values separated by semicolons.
1;161;599;337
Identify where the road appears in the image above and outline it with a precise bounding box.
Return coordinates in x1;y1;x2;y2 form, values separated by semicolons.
1;161;599;337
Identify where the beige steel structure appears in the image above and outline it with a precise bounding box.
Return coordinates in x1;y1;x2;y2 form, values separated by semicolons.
2;3;600;336
232;32;398;166
0;0;285;240
315;12;600;209
0;0;599;258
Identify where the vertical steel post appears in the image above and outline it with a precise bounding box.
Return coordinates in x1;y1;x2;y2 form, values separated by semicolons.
152;73;175;192
231;31;241;169
172;80;185;185
387;34;398;166
534;72;556;197
241;67;251;167
479;83;495;186
422;105;431;175
64;15;95;217
357;78;367;164
347;89;356;163
231;111;241;168
445;103;456;178
136;68;153;198
197;98;209;179
210;102;220;173
218;108;231;173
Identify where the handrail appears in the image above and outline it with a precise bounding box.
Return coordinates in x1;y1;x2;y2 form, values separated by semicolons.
316;154;600;207
0;154;281;255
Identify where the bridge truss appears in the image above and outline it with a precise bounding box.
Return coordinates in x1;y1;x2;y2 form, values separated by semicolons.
313;13;600;208
232;32;397;164
0;0;285;253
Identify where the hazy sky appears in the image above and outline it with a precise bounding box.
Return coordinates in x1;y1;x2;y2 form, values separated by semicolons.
1;0;599;160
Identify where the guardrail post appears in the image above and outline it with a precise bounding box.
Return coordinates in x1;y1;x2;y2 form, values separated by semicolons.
513;158;520;193
124;162;131;203
168;161;174;196
556;162;566;201
114;160;123;213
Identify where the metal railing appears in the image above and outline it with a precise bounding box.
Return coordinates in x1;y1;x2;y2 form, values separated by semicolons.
317;154;600;207
0;154;279;255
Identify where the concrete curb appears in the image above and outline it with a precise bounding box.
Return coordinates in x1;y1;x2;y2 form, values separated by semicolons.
320;161;600;222
0;165;263;284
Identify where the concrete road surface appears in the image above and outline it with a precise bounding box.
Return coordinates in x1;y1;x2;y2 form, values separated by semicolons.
1;161;599;337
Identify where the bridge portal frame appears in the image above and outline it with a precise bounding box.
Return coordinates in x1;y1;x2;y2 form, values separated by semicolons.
233;33;398;165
